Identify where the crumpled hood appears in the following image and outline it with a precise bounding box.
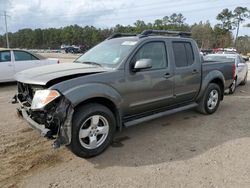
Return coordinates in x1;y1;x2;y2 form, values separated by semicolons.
15;63;107;85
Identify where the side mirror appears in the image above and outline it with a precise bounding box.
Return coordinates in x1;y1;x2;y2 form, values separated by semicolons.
133;59;152;71
243;57;249;62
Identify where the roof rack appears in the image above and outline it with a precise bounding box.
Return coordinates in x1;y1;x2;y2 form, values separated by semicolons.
140;30;191;37
107;33;137;40
106;30;192;40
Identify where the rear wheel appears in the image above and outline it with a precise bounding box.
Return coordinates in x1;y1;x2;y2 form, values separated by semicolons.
68;103;116;158
240;73;248;85
197;83;221;114
229;79;236;94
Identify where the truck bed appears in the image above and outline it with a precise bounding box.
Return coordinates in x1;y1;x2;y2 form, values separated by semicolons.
202;61;234;89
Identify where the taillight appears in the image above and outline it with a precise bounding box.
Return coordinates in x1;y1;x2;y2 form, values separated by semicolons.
232;63;236;78
57;60;60;64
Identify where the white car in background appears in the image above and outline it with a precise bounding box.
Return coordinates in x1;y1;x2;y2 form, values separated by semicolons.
0;49;59;83
204;53;248;94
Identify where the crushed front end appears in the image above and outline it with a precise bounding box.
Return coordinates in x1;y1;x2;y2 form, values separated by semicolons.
13;82;74;148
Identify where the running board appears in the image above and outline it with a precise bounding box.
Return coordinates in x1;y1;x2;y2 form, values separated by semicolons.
124;103;198;127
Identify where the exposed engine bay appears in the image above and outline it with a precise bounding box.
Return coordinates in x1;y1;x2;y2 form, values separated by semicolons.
13;82;74;148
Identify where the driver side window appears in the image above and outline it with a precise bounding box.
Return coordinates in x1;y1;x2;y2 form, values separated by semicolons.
0;51;11;62
132;42;167;70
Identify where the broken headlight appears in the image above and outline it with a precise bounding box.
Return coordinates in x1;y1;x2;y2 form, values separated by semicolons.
31;90;60;110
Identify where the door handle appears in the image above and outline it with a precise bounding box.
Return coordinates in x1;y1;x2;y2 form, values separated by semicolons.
8;64;13;67
163;73;172;78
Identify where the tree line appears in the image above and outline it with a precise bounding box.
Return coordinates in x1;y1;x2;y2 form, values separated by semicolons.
0;6;249;53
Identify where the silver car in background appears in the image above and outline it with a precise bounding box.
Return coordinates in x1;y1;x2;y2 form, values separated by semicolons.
204;53;248;94
0;49;59;83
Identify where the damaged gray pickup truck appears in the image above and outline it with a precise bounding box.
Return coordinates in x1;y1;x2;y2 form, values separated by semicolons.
13;30;235;158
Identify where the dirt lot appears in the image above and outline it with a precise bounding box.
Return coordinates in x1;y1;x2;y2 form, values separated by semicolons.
1;55;250;188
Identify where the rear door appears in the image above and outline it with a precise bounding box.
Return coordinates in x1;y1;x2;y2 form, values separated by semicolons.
13;50;41;73
0;50;15;82
171;40;201;103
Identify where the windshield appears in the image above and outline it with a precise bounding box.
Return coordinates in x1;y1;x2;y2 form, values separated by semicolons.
74;38;138;68
204;55;235;63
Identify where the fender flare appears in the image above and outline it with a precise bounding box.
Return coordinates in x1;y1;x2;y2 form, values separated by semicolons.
197;70;225;101
62;83;123;107
61;83;123;129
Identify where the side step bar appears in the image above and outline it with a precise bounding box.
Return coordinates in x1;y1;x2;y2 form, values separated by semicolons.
124;103;198;127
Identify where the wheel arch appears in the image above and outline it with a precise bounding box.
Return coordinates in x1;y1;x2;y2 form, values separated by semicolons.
209;77;224;100
197;70;225;102
74;97;122;131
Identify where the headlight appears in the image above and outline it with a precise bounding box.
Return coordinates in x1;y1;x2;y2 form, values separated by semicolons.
31;90;60;110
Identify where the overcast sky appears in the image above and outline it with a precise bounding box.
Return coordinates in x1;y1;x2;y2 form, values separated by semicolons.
0;0;249;36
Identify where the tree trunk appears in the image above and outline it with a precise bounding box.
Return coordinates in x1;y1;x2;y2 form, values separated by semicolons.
235;16;240;48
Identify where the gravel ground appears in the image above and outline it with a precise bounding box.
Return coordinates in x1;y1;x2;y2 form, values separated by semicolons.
0;55;250;188
37;53;80;63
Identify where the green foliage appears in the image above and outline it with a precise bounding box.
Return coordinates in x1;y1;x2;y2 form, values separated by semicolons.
236;36;250;54
233;6;250;22
216;6;250;47
216;8;235;31
191;21;214;48
0;11;249;51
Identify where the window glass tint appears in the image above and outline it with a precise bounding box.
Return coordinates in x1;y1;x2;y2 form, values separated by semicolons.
185;43;194;65
0;51;11;62
173;42;187;67
14;51;38;61
173;42;194;67
31;55;39;60
75;38;137;68
133;42;167;69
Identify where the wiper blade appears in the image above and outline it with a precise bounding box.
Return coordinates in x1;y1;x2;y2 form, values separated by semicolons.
74;60;81;63
81;61;102;67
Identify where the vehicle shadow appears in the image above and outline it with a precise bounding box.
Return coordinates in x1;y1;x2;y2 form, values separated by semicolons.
0;82;16;88
87;85;250;169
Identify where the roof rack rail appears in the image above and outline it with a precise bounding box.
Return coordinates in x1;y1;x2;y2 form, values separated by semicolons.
107;33;138;40
140;30;191;37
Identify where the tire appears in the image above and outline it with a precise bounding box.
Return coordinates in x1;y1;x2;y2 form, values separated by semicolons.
229;79;236;94
68;103;116;158
240;73;248;85
197;83;221;114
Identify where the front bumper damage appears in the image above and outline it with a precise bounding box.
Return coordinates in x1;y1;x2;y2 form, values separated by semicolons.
13;94;74;149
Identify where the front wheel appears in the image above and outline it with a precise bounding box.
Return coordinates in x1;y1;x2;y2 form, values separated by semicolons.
68;103;116;158
197;83;221;114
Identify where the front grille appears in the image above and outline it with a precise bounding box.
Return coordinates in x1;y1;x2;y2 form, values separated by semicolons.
17;82;36;104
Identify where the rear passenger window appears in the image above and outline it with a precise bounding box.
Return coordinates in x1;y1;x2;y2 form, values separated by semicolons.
14;51;39;61
173;42;194;67
0;51;11;62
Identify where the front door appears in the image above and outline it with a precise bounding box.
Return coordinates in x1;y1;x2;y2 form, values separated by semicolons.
125;41;174;116
0;50;15;82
